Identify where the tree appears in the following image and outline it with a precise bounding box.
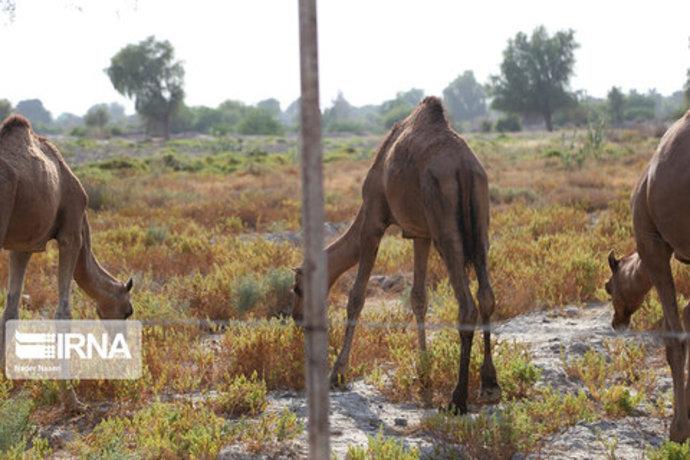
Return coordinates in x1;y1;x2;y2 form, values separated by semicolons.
257;98;281;118
0;99;11;121
237;108;283;135
489;26;579;131
16;99;52;126
84;104;110;129
607;87;625;126
106;36;185;140
379;88;424;128
442;71;487;123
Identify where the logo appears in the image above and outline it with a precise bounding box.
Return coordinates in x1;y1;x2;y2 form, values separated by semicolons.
5;320;141;380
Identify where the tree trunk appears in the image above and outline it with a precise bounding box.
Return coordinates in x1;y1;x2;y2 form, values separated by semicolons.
544;110;554;132
163;113;171;141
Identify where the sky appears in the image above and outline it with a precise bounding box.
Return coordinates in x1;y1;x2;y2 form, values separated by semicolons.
0;0;688;117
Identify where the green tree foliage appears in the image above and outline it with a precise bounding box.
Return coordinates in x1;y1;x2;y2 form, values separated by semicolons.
607;87;625;126
0;99;11;121
256;98;281;118
323;92;363;133
106;36;185;140
490;26;579;131
495;113;522;132
15;99;51;126
380;88;424;128
237;107;284;135
84;104;110;128
442;70;487;124
624;89;656;120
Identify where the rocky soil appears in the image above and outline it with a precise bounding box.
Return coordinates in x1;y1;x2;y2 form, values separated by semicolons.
219;303;671;459
40;302;672;459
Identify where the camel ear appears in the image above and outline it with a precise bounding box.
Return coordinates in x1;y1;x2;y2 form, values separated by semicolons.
292;267;303;275
126;278;134;292
608;250;619;272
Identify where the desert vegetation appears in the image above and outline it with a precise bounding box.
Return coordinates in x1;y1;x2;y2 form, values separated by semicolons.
0;121;685;457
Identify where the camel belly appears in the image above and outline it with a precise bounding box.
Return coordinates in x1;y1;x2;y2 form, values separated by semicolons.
383;170;429;238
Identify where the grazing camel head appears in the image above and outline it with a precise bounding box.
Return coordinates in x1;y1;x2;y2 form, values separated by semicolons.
605;250;648;330
291;268;304;323
96;277;135;319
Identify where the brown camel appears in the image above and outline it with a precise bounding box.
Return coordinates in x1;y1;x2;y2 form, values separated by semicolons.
606;110;690;442
292;97;499;413
0;115;134;412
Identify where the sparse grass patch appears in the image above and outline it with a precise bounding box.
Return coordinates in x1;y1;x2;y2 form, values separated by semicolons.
422;387;594;457
214;372;267;417
346;429;420;460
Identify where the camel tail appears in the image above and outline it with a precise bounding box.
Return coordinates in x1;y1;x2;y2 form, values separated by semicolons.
457;171;489;266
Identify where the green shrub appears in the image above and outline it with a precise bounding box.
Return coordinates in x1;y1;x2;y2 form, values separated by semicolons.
145;225;169;246
0;393;34;452
214;372;267;417
232;275;264;312
602;385;641;417
263;268;294;317
496;113;522;132
647;440;690;460
346;430;420;460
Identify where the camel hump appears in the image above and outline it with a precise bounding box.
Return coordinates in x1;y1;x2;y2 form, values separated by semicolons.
411;96;448;125
0;114;32;138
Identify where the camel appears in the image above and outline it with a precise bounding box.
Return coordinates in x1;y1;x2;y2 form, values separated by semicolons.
606;110;690;442
292;97;499;413
0;115;134;412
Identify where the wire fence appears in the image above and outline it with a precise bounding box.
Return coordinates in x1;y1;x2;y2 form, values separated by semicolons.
135;310;690;341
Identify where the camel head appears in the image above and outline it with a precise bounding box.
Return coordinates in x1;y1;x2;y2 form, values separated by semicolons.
291;268;304;323
97;277;134;320
605;250;644;330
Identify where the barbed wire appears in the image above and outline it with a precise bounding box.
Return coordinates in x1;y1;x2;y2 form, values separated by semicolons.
136;311;690;341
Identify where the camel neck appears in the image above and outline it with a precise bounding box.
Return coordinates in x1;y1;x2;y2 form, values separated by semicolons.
73;217;121;304
325;207;365;289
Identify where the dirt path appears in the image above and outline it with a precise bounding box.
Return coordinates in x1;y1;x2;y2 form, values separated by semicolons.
219;303;671;459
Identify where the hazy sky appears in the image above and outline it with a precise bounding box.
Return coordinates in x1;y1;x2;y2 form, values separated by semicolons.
1;0;688;116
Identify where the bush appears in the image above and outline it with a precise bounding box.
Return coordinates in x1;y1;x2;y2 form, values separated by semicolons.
232;275;264;312
479;119;493;132
346;430;420;460
263;268;294;317
496;113;522;132
214;372;267;417
0;393;34;452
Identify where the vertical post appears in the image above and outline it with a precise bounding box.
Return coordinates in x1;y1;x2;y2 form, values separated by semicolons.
298;0;330;459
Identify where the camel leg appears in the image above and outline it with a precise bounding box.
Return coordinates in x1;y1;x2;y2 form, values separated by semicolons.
434;232;477;414
639;239;689;442
422;171;478;413
411;238;430;352
330;225;384;387
56;231;86;414
682;303;690;417
0;252;32;374
475;241;500;402
411;238;433;405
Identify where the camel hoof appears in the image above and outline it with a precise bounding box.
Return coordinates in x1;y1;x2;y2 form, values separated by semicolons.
480;383;502;403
